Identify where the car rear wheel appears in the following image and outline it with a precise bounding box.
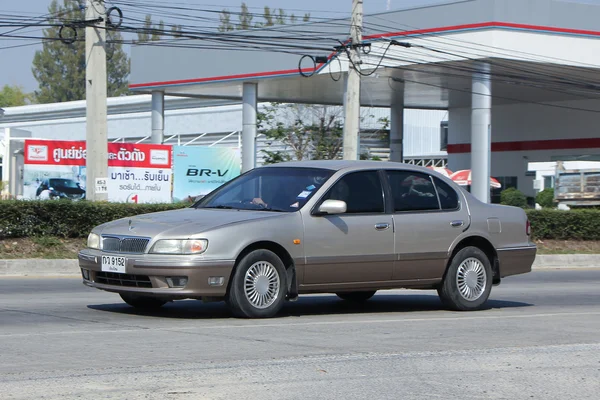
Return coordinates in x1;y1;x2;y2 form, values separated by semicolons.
227;249;288;318
119;293;167;310
336;291;377;302
437;246;492;311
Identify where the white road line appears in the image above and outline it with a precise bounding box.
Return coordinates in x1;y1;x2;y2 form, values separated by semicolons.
1;310;599;338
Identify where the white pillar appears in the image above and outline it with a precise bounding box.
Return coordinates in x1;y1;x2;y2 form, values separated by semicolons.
9;149;24;198
85;0;108;202
151;91;165;144
342;0;363;161
242;82;257;172
471;63;492;203
389;99;404;162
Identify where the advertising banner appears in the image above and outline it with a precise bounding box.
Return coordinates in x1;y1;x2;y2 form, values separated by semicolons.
23;139;172;203
172;146;241;202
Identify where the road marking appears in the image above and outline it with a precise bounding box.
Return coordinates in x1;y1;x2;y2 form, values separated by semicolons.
174;310;600;330
1;310;599;338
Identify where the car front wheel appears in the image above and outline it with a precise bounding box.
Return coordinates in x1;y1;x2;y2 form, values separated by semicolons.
437;246;492;311
119;293;167;310
227;249;288;318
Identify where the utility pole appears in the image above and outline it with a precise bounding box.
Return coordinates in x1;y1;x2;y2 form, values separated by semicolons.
342;0;363;160
85;0;108;201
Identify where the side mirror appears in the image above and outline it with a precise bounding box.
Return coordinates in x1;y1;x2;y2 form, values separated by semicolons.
317;199;347;215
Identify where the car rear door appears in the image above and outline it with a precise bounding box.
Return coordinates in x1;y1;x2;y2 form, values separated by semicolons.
302;170;395;285
385;170;470;281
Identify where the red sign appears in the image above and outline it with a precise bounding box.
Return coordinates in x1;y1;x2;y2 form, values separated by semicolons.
24;140;172;168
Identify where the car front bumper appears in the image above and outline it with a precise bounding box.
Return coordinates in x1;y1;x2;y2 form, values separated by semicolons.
78;249;236;299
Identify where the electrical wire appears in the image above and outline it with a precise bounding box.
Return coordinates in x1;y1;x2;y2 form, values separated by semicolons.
5;2;600;117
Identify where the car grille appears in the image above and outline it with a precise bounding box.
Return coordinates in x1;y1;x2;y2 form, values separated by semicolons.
102;236;150;254
95;272;152;288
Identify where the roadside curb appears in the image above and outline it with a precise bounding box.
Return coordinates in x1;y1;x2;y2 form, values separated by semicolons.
532;254;600;269
0;259;80;276
1;255;599;277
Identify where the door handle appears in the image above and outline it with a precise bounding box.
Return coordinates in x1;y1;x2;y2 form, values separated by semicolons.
451;220;464;227
375;223;390;231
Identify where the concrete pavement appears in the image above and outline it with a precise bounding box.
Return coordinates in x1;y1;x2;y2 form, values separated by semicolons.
0;270;599;399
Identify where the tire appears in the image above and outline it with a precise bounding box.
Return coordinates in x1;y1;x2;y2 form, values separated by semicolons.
437;246;493;311
119;293;167;310
226;249;288;318
336;291;377;302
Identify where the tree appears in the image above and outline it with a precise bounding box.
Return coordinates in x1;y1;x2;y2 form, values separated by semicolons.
259;104;388;164
32;0;130;103
237;2;253;30
501;187;528;209
136;15;158;43
258;103;344;164
0;85;34;107
135;14;184;42
262;6;274;27
536;187;556;208
219;10;235;32
219;3;310;31
171;24;184;38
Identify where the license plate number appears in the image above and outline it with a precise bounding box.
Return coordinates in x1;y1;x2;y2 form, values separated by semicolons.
101;256;127;274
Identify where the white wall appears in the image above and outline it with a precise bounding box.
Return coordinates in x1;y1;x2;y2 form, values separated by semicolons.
1;128;31;195
1;98;448;158
448;98;600;197
1;106;244;142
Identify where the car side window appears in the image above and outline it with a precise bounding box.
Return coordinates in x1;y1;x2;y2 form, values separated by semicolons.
386;170;440;212
433;177;460;210
322;171;384;214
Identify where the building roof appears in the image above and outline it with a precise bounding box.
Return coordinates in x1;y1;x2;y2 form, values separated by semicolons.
128;0;600;110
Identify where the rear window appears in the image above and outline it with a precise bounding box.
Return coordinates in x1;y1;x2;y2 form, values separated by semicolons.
433;177;460;210
386;170;440;212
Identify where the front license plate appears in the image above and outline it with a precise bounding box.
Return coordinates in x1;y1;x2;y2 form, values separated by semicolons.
101;256;127;274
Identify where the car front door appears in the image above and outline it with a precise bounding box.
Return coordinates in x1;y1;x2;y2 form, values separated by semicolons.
302;170;395;285
386;170;470;281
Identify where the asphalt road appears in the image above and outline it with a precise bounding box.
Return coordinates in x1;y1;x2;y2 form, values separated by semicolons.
1;270;599;400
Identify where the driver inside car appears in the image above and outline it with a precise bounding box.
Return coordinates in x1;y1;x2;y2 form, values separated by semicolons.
251;177;326;210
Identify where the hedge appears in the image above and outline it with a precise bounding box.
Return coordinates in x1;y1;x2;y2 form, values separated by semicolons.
0;201;187;239
526;209;600;241
0;201;599;241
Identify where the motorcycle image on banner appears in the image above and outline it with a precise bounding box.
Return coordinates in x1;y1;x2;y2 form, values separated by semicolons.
23;139;173;203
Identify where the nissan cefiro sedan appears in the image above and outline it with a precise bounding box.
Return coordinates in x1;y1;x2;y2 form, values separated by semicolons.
78;160;536;318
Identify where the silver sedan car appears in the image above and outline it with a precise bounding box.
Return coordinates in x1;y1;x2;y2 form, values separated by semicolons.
79;160;536;318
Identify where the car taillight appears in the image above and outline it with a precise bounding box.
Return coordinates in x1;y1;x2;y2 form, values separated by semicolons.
526;219;531;236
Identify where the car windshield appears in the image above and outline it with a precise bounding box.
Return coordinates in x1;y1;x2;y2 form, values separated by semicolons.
194;167;334;212
49;179;79;188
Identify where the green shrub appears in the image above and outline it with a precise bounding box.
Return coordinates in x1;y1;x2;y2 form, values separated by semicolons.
501;187;528;208
526;209;600;240
1;200;599;242
536;188;556;209
0;201;187;239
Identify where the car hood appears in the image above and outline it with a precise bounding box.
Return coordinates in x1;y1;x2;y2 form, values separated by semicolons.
96;207;285;238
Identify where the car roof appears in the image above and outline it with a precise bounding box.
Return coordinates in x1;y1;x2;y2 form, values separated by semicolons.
262;160;438;174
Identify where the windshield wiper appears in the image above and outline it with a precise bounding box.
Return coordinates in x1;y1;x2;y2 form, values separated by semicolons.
256;207;286;212
202;205;235;209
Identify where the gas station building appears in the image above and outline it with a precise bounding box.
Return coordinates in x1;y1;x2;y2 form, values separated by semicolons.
3;0;600;203
128;0;600;203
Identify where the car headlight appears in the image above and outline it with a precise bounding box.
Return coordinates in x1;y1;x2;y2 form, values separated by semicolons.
150;239;208;255
87;233;101;249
